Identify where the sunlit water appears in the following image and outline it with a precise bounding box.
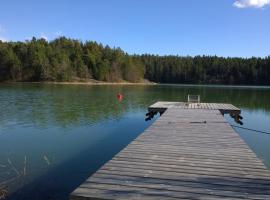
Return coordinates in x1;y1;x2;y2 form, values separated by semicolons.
0;83;270;200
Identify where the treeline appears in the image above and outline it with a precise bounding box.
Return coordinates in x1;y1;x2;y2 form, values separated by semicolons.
140;55;270;85
0;37;270;85
0;37;144;82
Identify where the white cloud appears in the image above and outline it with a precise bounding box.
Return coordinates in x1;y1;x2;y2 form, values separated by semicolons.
40;32;48;41
0;37;7;42
25;36;32;41
234;0;270;8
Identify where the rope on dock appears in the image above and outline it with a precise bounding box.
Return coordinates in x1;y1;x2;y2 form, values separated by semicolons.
231;124;270;135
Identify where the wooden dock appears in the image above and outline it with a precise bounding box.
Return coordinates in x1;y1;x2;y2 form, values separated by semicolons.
148;101;241;115
70;102;270;200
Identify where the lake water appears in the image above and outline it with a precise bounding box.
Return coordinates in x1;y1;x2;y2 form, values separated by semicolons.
0;83;270;200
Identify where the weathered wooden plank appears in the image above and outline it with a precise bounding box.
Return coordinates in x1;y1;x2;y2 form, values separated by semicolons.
117;150;261;163
96;169;270;190
101;166;270;184
91;174;270;195
71;185;247;200
84;180;268;199
120;146;260;159
106;160;270;178
112;156;270;174
114;153;264;168
85;177;270;199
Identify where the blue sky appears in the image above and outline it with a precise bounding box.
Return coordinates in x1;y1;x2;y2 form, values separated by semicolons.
0;0;270;57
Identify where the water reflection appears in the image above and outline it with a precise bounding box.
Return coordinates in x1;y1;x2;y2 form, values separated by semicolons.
1;84;270;130
0;83;270;200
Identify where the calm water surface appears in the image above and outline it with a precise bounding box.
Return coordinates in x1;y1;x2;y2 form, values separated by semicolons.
0;83;270;200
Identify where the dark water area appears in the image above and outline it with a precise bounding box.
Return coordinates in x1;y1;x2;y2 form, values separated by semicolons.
0;83;270;200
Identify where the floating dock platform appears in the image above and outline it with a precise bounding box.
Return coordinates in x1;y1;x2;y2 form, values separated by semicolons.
70;102;270;200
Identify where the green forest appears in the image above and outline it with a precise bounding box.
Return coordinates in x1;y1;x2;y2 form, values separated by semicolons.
0;37;270;85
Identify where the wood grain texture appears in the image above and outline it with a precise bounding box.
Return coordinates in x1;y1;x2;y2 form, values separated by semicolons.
70;104;270;200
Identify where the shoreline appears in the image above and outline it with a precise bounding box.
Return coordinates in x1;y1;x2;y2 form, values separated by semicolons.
1;81;270;89
1;80;158;86
40;81;157;85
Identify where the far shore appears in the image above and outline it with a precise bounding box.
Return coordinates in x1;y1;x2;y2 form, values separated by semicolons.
38;81;157;85
2;81;270;89
2;79;157;86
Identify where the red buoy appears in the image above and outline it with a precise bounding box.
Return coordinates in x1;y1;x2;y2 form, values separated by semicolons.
117;93;123;101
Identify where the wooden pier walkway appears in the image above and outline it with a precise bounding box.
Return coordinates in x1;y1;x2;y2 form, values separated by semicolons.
70;102;270;200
